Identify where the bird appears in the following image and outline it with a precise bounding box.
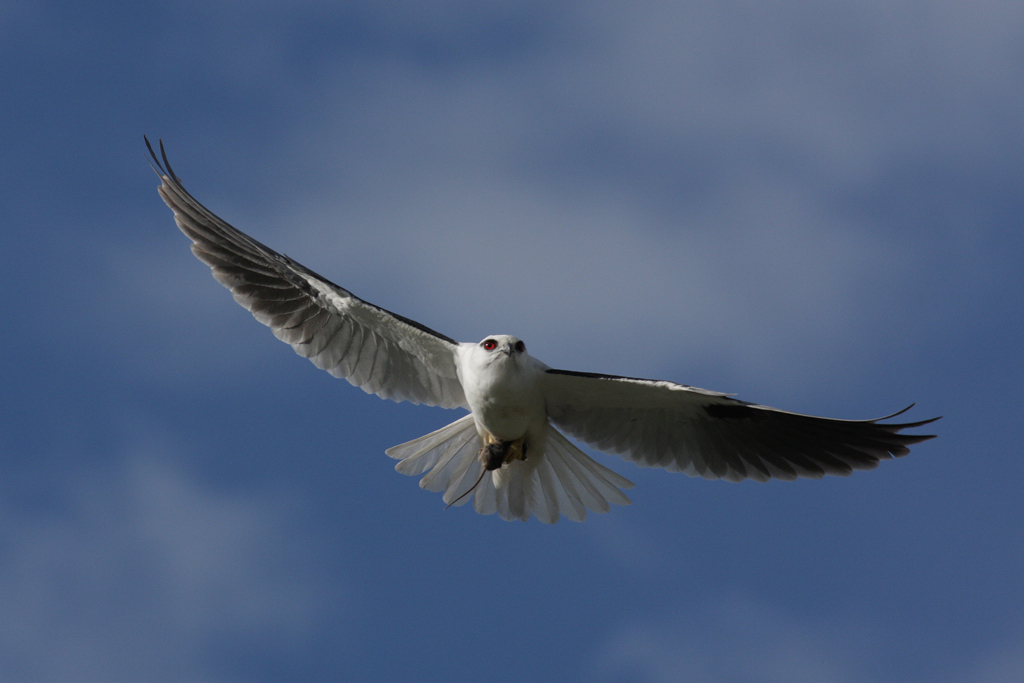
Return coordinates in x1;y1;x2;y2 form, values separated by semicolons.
147;138;939;524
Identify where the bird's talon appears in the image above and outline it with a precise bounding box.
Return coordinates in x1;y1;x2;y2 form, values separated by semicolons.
477;436;528;471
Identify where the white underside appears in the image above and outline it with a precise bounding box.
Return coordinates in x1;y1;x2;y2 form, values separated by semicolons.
386;415;634;523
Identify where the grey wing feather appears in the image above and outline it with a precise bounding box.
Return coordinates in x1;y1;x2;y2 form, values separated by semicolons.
148;138;466;409
541;369;938;482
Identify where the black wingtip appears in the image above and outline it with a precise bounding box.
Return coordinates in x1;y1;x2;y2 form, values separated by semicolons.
144;136;182;184
874;404;941;427
874;404;941;444
160;139;181;183
878;403;916;420
144;135;165;176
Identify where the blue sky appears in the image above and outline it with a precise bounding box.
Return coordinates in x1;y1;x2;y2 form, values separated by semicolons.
3;1;1022;681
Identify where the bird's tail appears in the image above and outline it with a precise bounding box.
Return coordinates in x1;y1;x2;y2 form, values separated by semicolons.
386;415;634;523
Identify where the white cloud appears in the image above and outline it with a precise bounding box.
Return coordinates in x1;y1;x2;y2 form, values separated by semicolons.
264;134;904;383
595;595;864;683
0;451;339;683
596;596;1024;683
575;1;1024;164
968;638;1024;683
129;0;1018;392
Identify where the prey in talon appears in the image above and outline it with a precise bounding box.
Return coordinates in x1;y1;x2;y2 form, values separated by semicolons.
481;436;528;471
447;435;529;509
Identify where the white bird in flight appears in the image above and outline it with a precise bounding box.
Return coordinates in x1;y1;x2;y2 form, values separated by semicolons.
147;139;938;524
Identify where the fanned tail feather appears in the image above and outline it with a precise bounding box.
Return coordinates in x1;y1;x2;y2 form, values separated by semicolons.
386;418;634;523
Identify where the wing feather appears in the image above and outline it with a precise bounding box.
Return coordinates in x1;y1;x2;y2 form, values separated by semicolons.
148;139;466;409
542;369;938;482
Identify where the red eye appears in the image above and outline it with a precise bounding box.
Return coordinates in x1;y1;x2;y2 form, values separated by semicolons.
482;339;497;351
514;340;525;353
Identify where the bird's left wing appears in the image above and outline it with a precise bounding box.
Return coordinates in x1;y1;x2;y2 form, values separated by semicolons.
148;139;466;409
541;369;938;482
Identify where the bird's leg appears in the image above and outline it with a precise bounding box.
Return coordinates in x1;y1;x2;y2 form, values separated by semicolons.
505;438;528;464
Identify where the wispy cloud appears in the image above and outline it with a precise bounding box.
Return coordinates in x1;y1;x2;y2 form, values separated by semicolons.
0;449;339;682
595;595;863;683
7;3;1014;679
125;0;1022;396
595;594;1024;683
969;639;1024;683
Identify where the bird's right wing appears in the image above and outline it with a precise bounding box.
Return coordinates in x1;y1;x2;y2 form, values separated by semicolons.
148;138;467;409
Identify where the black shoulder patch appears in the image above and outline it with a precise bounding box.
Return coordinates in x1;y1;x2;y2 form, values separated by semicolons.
704;402;764;420
546;369;630;380
545;368;668;384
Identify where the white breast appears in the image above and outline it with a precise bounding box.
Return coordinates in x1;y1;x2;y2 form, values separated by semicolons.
456;342;547;441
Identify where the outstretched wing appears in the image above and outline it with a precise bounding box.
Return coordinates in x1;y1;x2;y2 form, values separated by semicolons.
541;369;938;482
148;138;466;409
